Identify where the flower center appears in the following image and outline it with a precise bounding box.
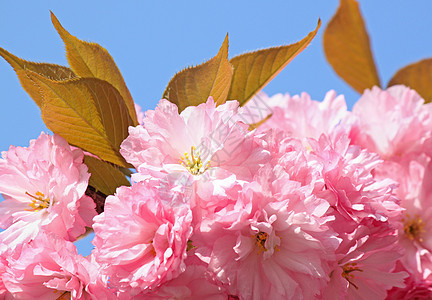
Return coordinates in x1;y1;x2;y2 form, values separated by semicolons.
253;230;281;255
179;146;209;175
402;214;425;242
341;262;363;290
255;231;269;252
187;240;196;252
26;191;50;212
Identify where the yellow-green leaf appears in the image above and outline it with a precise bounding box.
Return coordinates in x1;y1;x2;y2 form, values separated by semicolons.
388;58;432;103
162;35;233;112
51;12;138;125
21;69;133;167
0;47;76;107
227;20;321;106
84;155;130;196
323;0;380;93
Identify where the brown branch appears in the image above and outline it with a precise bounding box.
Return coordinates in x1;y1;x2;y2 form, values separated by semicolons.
85;186;107;214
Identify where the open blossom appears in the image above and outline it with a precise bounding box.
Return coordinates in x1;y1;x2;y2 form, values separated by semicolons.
1;233;113;299
120;97;269;202
307;132;402;232
352;85;432;286
351;85;432;160
0;132;95;249
195;182;338;300
254;90;354;140
396;159;432;280
256;129;330;203
141;257;228;300
92;180;193;297
386;266;432;300
322;218;407;299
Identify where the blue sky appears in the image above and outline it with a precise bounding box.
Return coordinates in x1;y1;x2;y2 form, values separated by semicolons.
1;1;431;255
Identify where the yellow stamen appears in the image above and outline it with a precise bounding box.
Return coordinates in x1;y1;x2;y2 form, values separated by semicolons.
255;231;269;253
402;214;426;242
253;231;281;254
179;146;210;175
26;191;50;212
256;231;268;248
148;240;156;256
342;262;363;290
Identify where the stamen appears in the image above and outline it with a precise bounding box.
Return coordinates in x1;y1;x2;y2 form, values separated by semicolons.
149;240;156;256
187;240;196;251
179;146;210;175
25;191;50;212
254;231;269;253
342;262;363;290
253;230;281;254
256;232;268;249
402;214;426;242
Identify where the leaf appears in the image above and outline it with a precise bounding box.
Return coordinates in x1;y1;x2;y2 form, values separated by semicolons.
21;69;134;167
0;47;76;107
388;58;432;103
51;12;138;125
162;34;233;112
323;0;380;93
248;114;272;131
227;20;321;106
84;155;130;196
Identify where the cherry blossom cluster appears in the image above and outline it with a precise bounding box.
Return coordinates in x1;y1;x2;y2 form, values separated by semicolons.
0;85;431;299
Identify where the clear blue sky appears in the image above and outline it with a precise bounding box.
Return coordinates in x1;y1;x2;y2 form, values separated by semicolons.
1;1;431;255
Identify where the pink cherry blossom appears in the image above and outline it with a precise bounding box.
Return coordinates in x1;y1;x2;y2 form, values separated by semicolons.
92;180;193;297
120;97;269;205
307;132;402;232
141;258;229;300
255;90;355;140
351;85;432;286
0;249;12;299
351;85;432;160
386;267;432;300
256;129;326;198
395;159;432;281
1;233;114;299
322;218;407;299
1;82;422;299
0;132;96;249
195;182;337;300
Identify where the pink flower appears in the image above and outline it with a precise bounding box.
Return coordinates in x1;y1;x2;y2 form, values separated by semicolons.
350;85;432;286
322;218;407;299
308;132;402;232
395;159;432;280
352;85;432;160
92;180;193;297
142;259;228;300
120;98;269;202
0;249;12;299
386;267;432;300
1;233;114;299
195;183;337;299
256;129;325;198
255;90;354;140
0;133;95;249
